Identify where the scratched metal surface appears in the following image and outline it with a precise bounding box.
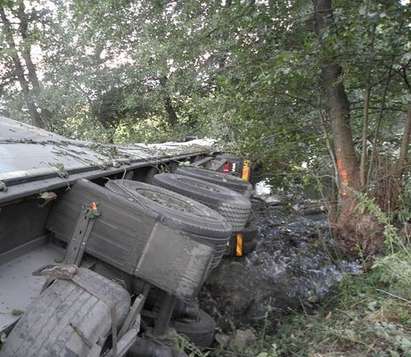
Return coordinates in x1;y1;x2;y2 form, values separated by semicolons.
0;116;215;184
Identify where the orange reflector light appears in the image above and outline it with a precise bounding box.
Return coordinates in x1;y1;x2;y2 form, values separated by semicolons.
235;233;244;257
241;160;250;182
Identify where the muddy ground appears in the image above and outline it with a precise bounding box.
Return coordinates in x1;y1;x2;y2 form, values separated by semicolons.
200;197;360;334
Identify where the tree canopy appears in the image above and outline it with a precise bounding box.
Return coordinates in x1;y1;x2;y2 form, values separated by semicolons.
0;0;409;200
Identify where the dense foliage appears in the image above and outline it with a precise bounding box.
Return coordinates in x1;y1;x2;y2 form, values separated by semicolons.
0;0;409;192
1;2;410;355
0;1;408;167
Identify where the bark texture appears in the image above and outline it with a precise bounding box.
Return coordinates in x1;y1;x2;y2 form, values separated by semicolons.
397;105;411;176
313;0;384;257
0;5;48;128
0;6;45;128
160;77;178;127
163;95;178;127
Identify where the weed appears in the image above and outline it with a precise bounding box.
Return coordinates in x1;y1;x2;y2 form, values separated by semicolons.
209;245;411;356
356;192;411;256
265;251;410;356
174;334;210;357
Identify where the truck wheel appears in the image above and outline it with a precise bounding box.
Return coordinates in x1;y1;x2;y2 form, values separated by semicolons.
172;310;216;348
167;161;179;173
242;221;258;242
105;180;231;268
243;236;257;255
0;268;130;357
152;173;251;231
105;180;231;240
175;166;252;195
144;166;159;183
127;337;189;357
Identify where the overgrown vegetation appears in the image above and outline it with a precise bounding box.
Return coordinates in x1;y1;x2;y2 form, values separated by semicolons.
1;0;410;355
265;255;411;356
179;255;411;356
202;193;411;357
1;1;409;206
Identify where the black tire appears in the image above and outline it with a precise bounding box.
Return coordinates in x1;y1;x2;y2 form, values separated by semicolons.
172;310;216;348
152;173;251;231
173;298;199;319
105;180;231;239
242;221;258;242
175;166;252;194
0;268;130;357
167;161;179;173
145;166;159;183
105;180;232;269
128;338;175;357
244;236;257;254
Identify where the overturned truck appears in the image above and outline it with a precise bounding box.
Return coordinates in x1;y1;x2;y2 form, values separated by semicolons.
0;116;253;357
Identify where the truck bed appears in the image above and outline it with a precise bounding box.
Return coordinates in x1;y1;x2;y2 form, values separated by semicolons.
0;239;64;333
0;115;215;205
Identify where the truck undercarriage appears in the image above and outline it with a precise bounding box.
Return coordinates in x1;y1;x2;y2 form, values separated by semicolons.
0;115;252;357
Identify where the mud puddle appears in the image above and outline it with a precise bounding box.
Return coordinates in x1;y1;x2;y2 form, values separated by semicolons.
200;198;360;332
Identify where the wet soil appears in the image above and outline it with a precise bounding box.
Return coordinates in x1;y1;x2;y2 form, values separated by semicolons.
200;198;360;332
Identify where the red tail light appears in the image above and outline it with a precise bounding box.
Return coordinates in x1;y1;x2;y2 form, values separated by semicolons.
223;162;232;173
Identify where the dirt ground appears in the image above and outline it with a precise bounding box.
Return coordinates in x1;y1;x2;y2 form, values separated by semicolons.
200;198;360;332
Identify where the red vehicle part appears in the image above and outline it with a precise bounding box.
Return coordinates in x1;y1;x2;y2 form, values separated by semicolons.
223;162;232;173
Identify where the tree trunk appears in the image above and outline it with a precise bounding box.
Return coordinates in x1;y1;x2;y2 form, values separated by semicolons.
313;0;360;196
397;105;411;176
367;61;394;185
313;0;383;257
163;96;178;127
0;6;45;128
322;64;361;195
160;77;178;127
360;18;375;188
17;2;41;91
16;2;52;126
360;83;371;187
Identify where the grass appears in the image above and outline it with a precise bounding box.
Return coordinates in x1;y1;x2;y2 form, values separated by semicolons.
1;257;409;357
208;249;411;357
249;195;411;357
193;192;411;357
272;261;411;356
